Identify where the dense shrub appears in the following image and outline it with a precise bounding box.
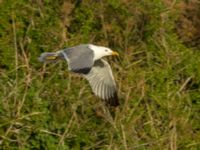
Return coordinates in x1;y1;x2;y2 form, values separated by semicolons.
0;0;199;149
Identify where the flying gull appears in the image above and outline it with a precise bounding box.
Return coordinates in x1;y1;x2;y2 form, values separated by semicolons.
39;44;119;106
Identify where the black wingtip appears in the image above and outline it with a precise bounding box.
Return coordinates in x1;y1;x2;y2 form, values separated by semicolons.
107;92;119;107
72;67;91;74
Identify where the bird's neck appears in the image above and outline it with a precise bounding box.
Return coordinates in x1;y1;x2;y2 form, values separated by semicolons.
89;44;105;60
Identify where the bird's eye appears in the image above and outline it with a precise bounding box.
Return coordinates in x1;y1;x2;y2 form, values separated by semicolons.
105;49;108;52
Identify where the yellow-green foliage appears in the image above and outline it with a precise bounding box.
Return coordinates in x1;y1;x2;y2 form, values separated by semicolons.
0;0;200;149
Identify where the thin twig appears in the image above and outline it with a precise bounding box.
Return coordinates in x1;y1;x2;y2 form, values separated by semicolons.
177;76;193;94
57;111;76;149
16;40;31;117
12;12;18;107
121;124;128;150
39;129;62;137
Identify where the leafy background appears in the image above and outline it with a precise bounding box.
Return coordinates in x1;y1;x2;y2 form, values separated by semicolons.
0;0;200;149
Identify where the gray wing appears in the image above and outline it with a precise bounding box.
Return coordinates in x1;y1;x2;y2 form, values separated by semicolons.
61;44;94;74
84;59;119;106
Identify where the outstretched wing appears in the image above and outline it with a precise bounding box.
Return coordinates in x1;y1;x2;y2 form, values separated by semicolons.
61;44;94;74
84;59;119;106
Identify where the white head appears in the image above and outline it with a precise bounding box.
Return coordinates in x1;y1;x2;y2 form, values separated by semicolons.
89;44;119;60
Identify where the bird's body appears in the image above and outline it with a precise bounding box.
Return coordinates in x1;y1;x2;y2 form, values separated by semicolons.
39;44;119;106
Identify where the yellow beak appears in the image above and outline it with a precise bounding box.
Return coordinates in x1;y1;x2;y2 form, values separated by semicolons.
112;51;119;56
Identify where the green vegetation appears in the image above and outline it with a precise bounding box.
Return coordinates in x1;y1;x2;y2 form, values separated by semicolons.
0;0;200;149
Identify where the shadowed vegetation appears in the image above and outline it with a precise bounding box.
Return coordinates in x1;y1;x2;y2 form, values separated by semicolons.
0;0;200;149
